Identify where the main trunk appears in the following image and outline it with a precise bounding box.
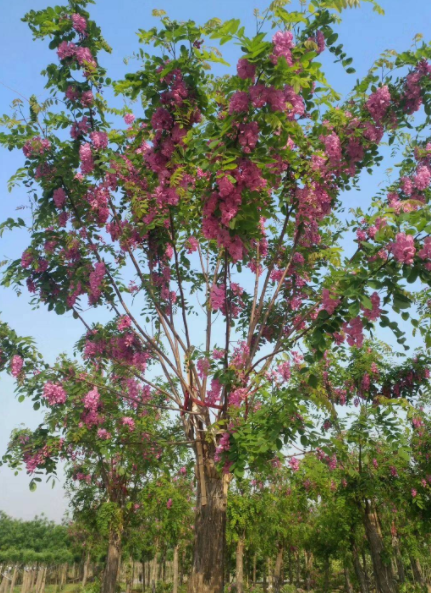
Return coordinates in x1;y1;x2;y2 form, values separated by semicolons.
173;545;179;593
102;531;122;593
82;552;91;588
188;451;228;593
363;501;398;593
235;537;245;593
351;543;369;593
274;545;284;593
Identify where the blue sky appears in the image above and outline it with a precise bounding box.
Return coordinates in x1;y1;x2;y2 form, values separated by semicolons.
1;0;431;521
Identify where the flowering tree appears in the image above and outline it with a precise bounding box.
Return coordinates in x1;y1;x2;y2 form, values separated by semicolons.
3;0;431;590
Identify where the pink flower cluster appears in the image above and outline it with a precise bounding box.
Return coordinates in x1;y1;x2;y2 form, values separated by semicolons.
366;85;391;123
289;457;300;472
42;382;67;405
215;432;231;462
11;355;23;377
238;122;259;153
57;42;96;71
343;317;364;348
23;137;51;158
321;289;340;315
90;131;108;150
210;284;226;311
89;262;106;304
271;31;294;65
117;316;132;331
362;292;382;321
83;387;100;411
237;58;256;80
121;416;135;431
53;188;66;208
71;14;87;35
97;428;111;440
79;143;95;175
391;233;415;265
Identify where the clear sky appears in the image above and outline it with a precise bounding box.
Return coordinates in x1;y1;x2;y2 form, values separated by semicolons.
1;0;431;522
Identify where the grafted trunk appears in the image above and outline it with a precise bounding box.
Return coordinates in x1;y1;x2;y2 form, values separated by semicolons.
235;537;245;593
102;531;122;593
173;546;179;593
274;545;284;593
352;544;369;593
305;552;313;592
187;451;229;593
363;501;398;593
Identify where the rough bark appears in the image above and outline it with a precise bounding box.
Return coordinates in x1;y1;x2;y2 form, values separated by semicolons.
274;545;284;593
352;543;369;593
82;552;91;589
187;454;229;593
173;546;179;593
344;566;354;593
363;501;398;593
102;531;122;593
235;537;244;593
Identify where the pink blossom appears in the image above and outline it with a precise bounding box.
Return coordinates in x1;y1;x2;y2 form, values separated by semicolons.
124;113;135;125
81;91;94;107
419;237;431;260
366;85;391;123
321;132;342;165
43;382;67;405
210;284;226;311
151;107;173;130
289;457;300;471
237;58;256;80
167;498;173;509
97;428;111;440
229;91;250;114
238;122;259;153
321;289;340;315
53;188;66;208
362;292;382;321
75;47;96;69
21;250;33;269
391;233;415;265
212;349;224;360
197;358;210;379
412;488;417;498
79;143;95;175
89;262;106;303
57;41;76;61
271;31;294;65
83;387;100;411
117;316;132;331
23;137;51;158
11;355;23;377
343;317;364;348
121;416;135;431
66;86;79;102
71;13;87;34
207;378;222;405
90;131;108;150
185;237;199;253
414;165;431;190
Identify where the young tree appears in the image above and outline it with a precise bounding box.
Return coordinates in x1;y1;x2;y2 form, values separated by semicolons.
3;0;431;590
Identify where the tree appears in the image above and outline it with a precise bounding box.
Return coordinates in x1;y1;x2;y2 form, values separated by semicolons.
3;0;431;591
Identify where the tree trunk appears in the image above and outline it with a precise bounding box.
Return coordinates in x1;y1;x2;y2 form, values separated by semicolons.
323;557;330;592
363;501;398;593
305;552;313;592
173;546;179;593
102;531;122;593
410;556;431;591
352;544;369;593
236;537;244;593
252;553;257;585
82;552;91;589
9;565;18;593
274;545;283;593
344;566;353;593
187;452;229;593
